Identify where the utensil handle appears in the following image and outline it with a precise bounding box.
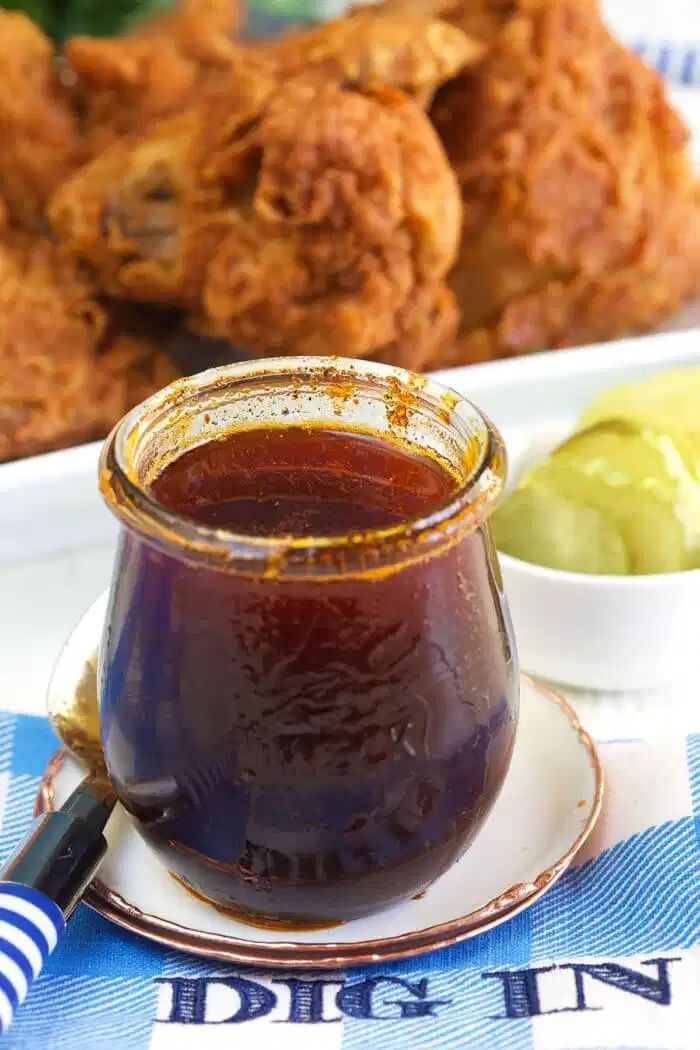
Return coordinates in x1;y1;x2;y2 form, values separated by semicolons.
0;883;64;1034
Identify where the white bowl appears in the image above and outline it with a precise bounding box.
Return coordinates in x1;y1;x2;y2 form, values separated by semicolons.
500;554;700;691
431;329;700;692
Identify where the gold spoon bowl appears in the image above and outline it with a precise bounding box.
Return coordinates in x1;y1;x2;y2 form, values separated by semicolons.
46;595;109;786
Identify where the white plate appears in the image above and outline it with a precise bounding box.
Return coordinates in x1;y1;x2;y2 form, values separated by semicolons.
40;595;602;967
3;327;700;560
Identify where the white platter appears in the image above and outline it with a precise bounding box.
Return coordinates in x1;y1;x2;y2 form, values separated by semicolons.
3;328;700;560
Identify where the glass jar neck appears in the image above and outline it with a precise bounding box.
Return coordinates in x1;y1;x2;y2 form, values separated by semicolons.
99;357;506;580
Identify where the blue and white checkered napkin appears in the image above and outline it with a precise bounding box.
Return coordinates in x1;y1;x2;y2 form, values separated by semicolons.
0;697;699;1050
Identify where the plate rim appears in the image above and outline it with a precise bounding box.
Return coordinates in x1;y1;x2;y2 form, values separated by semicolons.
36;675;603;968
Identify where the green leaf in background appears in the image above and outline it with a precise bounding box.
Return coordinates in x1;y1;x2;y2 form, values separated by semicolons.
0;0;176;42
250;0;319;14
120;0;179;32
62;0;174;39
1;0;323;42
0;0;61;38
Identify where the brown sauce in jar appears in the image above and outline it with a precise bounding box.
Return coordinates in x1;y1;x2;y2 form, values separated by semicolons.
149;426;457;535
100;424;517;926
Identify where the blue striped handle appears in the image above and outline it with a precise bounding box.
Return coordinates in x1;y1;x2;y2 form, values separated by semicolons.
0;884;64;1035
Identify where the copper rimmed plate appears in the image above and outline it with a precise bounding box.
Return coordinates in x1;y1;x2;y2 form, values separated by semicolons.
39;595;603;968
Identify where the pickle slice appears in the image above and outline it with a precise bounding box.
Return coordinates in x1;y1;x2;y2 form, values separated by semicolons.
555;420;700;498
524;461;685;574
497;366;700;577
578;368;700;453
493;488;629;575
522;422;700;573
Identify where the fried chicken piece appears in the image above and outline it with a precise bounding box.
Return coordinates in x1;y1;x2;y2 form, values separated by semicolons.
440;0;520;43
258;7;483;106
365;0;517;46
48;49;277;307
202;79;462;365
0;12;82;229
51;76;461;368
132;0;241;51
49;112;237;307
89;321;181;439
430;0;700;363
0;210;178;462
64;0;243;154
369;283;460;369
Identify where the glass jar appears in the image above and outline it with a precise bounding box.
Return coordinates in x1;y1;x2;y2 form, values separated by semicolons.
98;357;518;926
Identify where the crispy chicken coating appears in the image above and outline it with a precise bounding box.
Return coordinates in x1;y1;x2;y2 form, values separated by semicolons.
50;76;462;368
258;7;483;106
203;79;462;364
430;0;700;363
441;0;520;43
131;0;241;49
48;50;277;306
361;0;514;46
49;112;236;307
0;207;178;462
0;12;82;230
64;0;242;154
369;282;460;369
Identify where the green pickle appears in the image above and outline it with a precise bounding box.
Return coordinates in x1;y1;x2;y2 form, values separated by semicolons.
493;488;629;574
494;366;700;576
578;369;700;454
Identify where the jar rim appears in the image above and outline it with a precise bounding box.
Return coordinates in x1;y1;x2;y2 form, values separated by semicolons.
99;356;506;579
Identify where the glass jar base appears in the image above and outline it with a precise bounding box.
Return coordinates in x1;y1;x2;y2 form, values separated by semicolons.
171;873;345;931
